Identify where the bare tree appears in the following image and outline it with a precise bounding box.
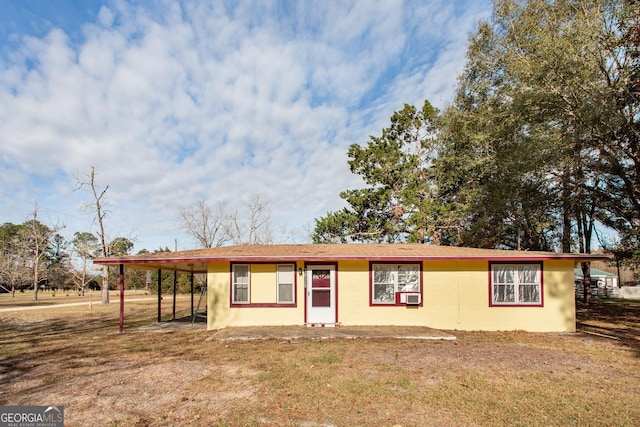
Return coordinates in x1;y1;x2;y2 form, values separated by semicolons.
71;231;100;296
77;167;111;304
178;198;230;248
0;222;28;297
180;195;276;248
0;254;25;297
21;207;63;300
228;194;273;244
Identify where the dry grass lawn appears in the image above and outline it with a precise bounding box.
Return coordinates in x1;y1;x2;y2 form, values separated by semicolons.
1;292;639;426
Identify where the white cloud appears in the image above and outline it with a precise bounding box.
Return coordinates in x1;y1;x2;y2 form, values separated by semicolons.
0;0;491;251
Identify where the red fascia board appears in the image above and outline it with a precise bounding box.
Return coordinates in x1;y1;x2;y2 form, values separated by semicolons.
95;254;609;265
95;257;208;265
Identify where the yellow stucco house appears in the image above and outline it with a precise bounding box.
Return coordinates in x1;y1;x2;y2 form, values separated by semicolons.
95;244;607;332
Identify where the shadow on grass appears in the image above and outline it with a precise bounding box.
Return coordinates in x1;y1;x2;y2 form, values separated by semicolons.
576;298;640;355
0;302;62;308
0;309;190;404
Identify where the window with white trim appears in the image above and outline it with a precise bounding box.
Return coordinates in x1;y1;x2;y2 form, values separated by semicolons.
491;263;542;305
372;263;420;305
232;264;250;304
277;264;295;303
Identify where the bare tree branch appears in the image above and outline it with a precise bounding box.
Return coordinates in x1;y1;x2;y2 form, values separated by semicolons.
22;206;64;300
76;166;111;304
179;198;230;248
179;195;275;247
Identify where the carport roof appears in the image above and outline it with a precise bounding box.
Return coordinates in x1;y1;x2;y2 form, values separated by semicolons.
93;243;610;273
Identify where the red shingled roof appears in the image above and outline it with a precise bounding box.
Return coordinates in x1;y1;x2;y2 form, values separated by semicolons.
93;244;609;273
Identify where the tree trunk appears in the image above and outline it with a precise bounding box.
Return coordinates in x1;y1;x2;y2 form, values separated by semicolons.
579;202;596;304
101;265;109;304
581;261;592;304
81;261;86;297
33;262;39;301
561;166;572;253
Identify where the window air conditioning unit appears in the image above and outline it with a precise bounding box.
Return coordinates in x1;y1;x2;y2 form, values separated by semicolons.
405;293;421;305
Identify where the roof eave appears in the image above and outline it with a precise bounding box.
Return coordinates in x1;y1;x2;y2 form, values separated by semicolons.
94;253;609;266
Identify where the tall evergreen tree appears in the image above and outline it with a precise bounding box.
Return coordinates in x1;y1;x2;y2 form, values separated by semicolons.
314;101;457;244
438;0;638;256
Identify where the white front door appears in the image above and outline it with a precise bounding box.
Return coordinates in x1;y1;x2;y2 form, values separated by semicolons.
306;265;336;326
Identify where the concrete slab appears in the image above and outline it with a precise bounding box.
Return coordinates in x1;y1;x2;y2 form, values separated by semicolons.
135;319;456;341
135;321;206;332
206;325;456;342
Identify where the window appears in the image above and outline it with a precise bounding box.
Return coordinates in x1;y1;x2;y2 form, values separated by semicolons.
232;264;250;304
230;263;296;307
491;263;542;306
277;264;295;303
371;263;421;305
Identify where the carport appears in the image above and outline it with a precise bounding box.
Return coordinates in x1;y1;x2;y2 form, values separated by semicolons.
94;249;210;332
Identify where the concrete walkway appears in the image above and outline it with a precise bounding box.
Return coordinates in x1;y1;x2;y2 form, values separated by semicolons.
136;322;456;341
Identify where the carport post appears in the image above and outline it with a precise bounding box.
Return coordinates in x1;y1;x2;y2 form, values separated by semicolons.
119;264;124;333
172;271;177;320
157;269;162;322
190;272;194;317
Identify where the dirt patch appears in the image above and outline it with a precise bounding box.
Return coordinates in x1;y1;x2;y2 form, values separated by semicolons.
354;333;601;384
2;357;259;426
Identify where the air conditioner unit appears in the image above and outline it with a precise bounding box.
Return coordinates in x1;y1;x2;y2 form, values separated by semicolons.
405;293;421;305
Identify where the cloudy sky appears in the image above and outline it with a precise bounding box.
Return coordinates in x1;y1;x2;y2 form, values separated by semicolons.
0;0;491;252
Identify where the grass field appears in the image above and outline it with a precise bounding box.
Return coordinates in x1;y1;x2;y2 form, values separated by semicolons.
1;292;639;426
0;289;166;309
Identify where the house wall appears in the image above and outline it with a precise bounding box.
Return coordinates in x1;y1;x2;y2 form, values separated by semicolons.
250;264;277;303
421;259;575;332
207;261;305;329
207;259;576;332
337;260;427;326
